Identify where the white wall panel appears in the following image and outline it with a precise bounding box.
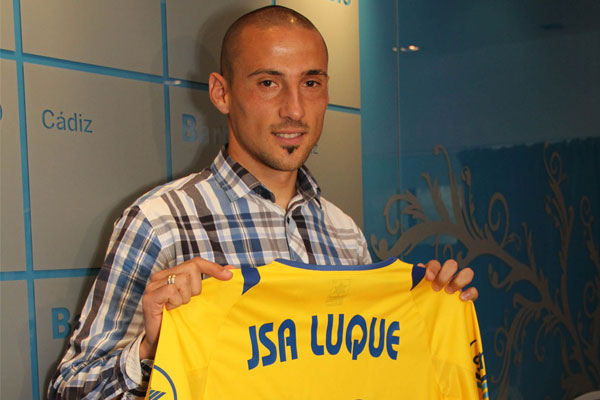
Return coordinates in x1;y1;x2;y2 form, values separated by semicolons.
306;110;363;228
0;59;26;271
278;0;361;108
0;0;15;50
169;86;227;179
34;276;96;394
24;64;166;269
166;0;270;83
20;1;162;74
0;281;32;400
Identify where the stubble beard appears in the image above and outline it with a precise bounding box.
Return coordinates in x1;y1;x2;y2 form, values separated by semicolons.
255;144;310;172
258;120;314;171
230;119;318;172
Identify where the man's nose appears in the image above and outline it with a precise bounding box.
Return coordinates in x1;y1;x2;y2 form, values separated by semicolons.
279;86;305;121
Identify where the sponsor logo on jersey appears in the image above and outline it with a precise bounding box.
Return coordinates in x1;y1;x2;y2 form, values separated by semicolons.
148;389;167;400
148;365;177;400
471;339;489;399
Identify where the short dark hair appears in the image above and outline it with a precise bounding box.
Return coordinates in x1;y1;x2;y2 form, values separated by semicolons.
220;5;327;81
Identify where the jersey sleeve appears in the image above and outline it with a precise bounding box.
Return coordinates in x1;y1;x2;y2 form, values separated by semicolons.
409;268;488;400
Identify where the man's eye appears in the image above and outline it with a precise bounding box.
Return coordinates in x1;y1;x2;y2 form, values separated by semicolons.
260;80;274;87
305;80;320;88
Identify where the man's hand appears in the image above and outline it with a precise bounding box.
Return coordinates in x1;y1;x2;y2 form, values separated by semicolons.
421;259;478;301
140;258;234;360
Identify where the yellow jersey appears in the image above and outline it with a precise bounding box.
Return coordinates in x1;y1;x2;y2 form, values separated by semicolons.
146;258;488;399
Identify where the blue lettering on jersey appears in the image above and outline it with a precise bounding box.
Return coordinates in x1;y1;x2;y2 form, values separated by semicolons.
325;313;344;355
471;340;489;398
248;320;298;370
386;321;400;360
247;325;260;369
346;315;367;360
368;318;386;357
248;315;400;370
259;322;277;367
311;315;400;361
278;319;298;362
311;316;324;355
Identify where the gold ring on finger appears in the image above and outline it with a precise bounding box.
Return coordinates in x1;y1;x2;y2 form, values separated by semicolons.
167;274;176;285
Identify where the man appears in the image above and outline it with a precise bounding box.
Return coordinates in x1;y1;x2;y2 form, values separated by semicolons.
48;5;477;399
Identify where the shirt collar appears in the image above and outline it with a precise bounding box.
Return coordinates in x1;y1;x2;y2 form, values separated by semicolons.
296;165;322;206
210;146;321;207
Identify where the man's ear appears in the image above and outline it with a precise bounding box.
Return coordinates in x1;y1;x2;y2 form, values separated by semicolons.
209;72;230;115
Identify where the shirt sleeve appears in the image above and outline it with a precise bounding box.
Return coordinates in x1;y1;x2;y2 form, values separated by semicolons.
357;230;373;265
47;206;167;400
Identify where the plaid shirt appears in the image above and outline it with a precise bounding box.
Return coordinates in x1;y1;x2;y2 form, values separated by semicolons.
48;148;371;399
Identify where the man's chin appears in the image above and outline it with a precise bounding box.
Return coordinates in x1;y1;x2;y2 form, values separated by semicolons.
262;147;311;172
283;145;299;155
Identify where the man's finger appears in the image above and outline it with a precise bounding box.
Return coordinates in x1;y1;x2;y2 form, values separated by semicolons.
171;272;192;304
189;258;234;280
431;259;458;291
460;286;479;301
423;260;441;282
445;267;474;294
152;258;233;283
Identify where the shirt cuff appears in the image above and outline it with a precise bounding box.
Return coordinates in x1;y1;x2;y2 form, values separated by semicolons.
123;334;154;388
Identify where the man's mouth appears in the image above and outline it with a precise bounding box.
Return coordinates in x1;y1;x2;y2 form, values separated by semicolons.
273;132;304;139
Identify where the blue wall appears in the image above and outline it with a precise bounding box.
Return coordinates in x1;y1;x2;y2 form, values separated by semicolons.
362;1;600;399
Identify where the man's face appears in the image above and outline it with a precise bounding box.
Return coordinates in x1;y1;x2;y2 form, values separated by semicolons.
224;25;329;173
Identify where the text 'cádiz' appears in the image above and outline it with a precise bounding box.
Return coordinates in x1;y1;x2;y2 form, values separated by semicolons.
42;109;93;133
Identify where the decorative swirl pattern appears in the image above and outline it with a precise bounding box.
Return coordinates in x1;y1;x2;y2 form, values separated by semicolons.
370;143;599;399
